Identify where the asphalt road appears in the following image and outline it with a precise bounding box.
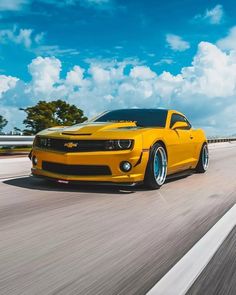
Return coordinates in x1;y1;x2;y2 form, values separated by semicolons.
0;143;236;295
188;227;236;295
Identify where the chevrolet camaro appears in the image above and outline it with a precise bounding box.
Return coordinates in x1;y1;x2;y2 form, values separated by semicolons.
29;109;209;189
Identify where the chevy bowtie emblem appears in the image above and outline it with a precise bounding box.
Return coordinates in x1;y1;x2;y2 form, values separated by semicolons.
64;142;78;148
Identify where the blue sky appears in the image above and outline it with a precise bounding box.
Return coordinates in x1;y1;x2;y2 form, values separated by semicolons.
1;0;236;135
0;0;233;77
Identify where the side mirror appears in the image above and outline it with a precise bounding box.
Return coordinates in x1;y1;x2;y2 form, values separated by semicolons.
171;121;189;130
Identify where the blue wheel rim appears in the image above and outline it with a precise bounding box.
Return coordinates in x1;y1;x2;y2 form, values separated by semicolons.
154;153;160;177
202;145;209;170
153;147;167;185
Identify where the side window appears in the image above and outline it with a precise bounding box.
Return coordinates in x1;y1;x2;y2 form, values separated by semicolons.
170;114;191;129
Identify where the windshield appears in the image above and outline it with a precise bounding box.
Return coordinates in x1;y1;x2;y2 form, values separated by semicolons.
93;109;168;127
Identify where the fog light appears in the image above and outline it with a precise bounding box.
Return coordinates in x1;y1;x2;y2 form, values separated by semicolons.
120;161;132;172
32;156;38;166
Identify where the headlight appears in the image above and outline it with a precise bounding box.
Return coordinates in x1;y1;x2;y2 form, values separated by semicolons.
105;139;134;150
35;136;51;148
117;140;132;149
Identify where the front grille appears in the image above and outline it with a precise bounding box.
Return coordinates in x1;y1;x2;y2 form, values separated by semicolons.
35;137;133;152
35;137;110;152
42;161;112;176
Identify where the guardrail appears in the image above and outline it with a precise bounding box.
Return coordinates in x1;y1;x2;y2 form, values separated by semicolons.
0;135;236;147
207;138;236;143
0;136;34;146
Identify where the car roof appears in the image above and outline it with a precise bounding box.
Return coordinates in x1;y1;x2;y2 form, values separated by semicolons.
106;108;169;111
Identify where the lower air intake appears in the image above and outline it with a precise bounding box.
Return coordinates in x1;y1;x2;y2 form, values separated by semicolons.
42;161;112;176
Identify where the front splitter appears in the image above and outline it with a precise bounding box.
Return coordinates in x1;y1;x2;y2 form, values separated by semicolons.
31;173;143;187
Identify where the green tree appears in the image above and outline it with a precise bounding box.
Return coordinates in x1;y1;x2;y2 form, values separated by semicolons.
21;100;87;134
0;115;8;132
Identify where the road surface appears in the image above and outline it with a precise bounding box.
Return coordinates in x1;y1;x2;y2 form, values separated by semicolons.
0;143;236;294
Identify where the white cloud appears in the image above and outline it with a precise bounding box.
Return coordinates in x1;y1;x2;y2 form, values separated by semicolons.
166;34;190;52
0;0;29;11
77;0;114;9
0;105;26;132
0;0;115;13
28;56;62;94
0;26;79;57
0;75;18;97
0;27;39;48
34;45;80;56
180;42;236;97
66;66;85;87
38;0;112;6
217;26;236;51
2;41;236;135
89;66;111;84
154;58;173;66
130;66;156;80
16;28;33;48
34;32;45;44
194;4;224;25
85;0;110;4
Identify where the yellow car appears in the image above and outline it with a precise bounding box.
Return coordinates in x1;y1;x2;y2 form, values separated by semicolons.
30;109;209;189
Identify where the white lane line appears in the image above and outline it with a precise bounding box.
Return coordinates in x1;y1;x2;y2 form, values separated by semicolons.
147;204;236;295
0;157;29;163
0;175;30;182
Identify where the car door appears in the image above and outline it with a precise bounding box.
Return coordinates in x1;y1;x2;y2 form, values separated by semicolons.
167;113;196;173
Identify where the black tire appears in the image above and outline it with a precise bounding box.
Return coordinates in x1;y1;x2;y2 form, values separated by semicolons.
144;143;167;189
195;143;209;173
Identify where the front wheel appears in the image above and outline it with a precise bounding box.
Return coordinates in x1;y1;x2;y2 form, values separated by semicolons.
144;143;167;189
195;143;209;173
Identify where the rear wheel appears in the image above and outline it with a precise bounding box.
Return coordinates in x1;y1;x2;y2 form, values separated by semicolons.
195;143;209;173
144;143;167;189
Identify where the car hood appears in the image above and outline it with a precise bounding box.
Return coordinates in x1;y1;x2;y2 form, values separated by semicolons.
37;121;146;138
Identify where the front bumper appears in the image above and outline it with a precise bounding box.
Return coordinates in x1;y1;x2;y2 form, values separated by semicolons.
30;148;149;184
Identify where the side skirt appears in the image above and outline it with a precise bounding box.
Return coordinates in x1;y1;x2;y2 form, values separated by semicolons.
166;169;194;180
